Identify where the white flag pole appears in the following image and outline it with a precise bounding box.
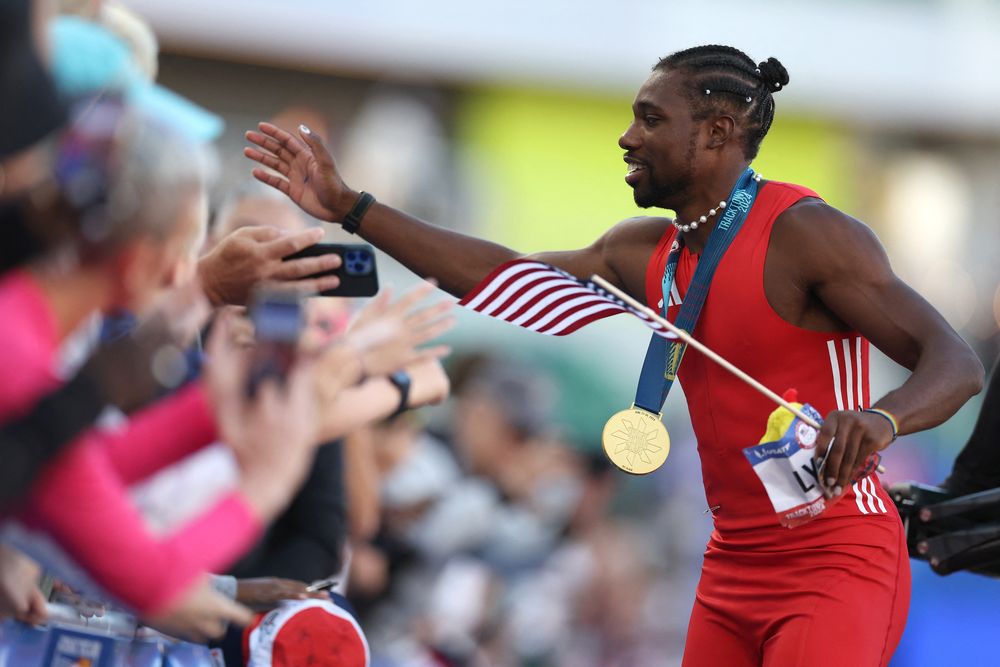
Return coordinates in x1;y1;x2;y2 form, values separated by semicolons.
593;275;818;429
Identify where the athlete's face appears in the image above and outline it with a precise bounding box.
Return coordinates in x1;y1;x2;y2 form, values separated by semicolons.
619;69;700;208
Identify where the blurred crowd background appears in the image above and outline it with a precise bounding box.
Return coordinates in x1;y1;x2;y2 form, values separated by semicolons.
5;0;1000;665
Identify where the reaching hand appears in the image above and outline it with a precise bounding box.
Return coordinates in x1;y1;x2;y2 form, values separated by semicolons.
203;312;321;521
0;545;47;625
244;123;352;223
306;283;453;415
198;225;341;307
143;576;254;643
345;281;455;377
405;357;451;408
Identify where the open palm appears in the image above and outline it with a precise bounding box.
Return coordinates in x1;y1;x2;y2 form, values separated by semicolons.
244;122;345;222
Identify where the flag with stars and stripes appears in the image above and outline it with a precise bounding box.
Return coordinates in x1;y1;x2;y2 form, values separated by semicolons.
459;259;678;339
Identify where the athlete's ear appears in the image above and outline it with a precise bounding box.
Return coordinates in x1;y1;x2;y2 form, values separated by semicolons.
705;115;736;150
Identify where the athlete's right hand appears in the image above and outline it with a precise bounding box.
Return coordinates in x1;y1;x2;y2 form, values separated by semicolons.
244;122;354;223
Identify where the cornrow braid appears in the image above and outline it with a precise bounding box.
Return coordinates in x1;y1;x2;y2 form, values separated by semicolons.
655;45;789;159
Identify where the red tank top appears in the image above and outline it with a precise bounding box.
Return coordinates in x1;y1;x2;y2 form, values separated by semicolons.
644;181;896;536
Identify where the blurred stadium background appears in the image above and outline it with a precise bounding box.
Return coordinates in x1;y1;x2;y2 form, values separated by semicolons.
116;1;1000;663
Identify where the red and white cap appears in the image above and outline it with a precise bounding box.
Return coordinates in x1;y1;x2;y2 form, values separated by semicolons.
243;599;369;667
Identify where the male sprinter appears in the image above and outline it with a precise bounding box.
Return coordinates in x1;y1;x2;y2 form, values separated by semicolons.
245;45;984;666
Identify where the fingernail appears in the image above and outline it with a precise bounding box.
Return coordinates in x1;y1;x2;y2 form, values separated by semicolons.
834;485;842;496
826;478;836;487
299;124;312;135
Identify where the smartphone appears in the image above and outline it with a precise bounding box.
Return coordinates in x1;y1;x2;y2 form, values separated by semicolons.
246;289;305;397
282;243;380;297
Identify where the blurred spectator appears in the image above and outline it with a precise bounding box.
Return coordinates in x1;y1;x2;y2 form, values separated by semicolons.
0;0;217;513
3;96;452;645
58;0;158;79
215;186;352;583
49;14;222;143
0;100;314;639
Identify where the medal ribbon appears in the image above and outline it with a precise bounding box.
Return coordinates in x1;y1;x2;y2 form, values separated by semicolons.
633;167;760;414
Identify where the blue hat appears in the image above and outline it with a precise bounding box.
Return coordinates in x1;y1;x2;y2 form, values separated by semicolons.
49;16;223;143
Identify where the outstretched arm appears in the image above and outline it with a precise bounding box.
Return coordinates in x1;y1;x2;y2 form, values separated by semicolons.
244;122;660;300
780;201;985;491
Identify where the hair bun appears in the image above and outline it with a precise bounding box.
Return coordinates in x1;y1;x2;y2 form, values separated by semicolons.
757;57;789;91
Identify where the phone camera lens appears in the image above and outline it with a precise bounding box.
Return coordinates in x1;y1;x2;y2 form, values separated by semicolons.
344;251;372;276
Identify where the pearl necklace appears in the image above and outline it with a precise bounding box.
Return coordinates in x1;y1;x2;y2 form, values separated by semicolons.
671;172;762;233
671;200;726;233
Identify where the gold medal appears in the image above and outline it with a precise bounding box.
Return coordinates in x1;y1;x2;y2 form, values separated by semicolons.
602;404;670;475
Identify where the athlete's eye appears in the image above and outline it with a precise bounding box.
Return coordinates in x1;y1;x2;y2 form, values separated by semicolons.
644;115;660;127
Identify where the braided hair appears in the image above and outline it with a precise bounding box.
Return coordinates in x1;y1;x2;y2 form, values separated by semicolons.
655;45;789;160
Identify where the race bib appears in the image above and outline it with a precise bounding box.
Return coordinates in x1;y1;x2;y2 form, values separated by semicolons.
742;403;829;528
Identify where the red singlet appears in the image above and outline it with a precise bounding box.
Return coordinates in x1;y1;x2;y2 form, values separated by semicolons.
644;181;909;666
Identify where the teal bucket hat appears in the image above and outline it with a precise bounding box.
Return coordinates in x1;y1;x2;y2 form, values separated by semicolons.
50;16;223;143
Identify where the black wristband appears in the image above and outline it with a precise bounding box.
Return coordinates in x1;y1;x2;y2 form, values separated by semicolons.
387;370;411;417
341;191;375;235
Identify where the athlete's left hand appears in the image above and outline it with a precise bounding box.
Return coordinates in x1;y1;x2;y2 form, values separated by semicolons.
814;410;894;497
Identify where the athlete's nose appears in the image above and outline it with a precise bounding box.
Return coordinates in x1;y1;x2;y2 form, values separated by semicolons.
619;121;640;151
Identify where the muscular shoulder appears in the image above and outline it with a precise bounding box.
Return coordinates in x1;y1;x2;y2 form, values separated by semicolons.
602;215;672;247
605;215;670;241
599;216;671;295
771;199;892;284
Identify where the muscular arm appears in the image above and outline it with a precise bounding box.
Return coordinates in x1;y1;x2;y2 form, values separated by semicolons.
772;201;984;491
779;200;983;435
353;202;664;299
244;122;663;300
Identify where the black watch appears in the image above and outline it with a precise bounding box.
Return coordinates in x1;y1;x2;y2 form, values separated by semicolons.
387;371;411;417
342;191;376;235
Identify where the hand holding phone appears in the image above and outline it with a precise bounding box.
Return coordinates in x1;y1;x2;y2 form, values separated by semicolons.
282;243;379;297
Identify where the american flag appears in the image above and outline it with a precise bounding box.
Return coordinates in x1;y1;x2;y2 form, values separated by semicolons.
459;259;678;338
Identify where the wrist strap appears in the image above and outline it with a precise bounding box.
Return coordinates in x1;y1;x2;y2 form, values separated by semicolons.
387;371;411;417
864;408;899;442
342;191;375;234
